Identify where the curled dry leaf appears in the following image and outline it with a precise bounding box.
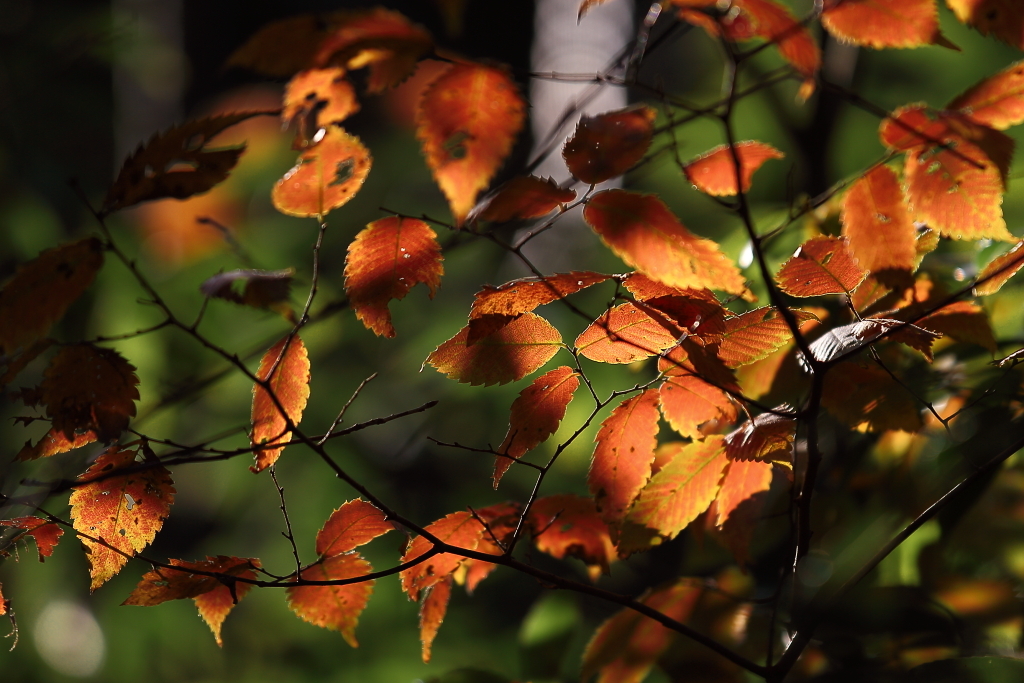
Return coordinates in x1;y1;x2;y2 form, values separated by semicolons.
842;165;918;273
200;269;295;321
425;312;562;386
287;553;374;648
0;517;64;561
776;236;866;297
494;366;579;487
947;0;1024;50
250;335;311;473
123;556;260;646
575;302;681;364
562;105;655;185
70;447;176;591
948;60;1024;130
417;62;525;224
469;175;577;224
344;217;443;338
683;141;784;196
315;499;395;557
975;240;1024;295
724;411;796;463
0;237;103;356
527;494;617;576
821;0;950;49
806;318;916;363
271;126;372;217
282;67;360;142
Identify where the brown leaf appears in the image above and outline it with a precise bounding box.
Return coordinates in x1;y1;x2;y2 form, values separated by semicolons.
200;269;295;321
17;428;97;461
563;105;655;184
250;335;311;472
0;517;64;561
947;0;1024;50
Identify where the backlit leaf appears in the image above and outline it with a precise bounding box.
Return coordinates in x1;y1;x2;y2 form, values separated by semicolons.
282;68;360;140
842;165;918;272
628;436;728;539
716;461;775;526
822;0;948;49
470;175;577;223
712;307;817;367
40;344;139;442
583;190;748;295
946;0;1024;50
822;362;922;432
562;105;655;184
776;236;867;297
400;511;486;600
417;62;525;224
494;366;580;487
0;517;63;561
588;390;661;525
975;240;1024;295
879;104;948;151
658;345;739;439
271;126;372;217
918;301;998;351
948;60;1024;129
419;575;452;663
123;556;260;646
458;502;520;593
287;553;374;647
0;238;104;356
344;217;444;337
17;428;97;461
682;141;784;196
527;494;617;575
250;335;311;473
425;313;562;386
316;499;396;557
575;302;680;364
70;447;176;590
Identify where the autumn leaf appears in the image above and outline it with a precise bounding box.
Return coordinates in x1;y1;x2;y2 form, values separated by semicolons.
575;302;680;364
842;165;918;273
715;458;774;528
682;141;784;196
17;428;97;461
457;502;520;593
627;436;728;539
0;238;104;356
344;217;444;337
287;553;374;647
469;175;577;223
282;68;360;143
251;335;311;473
711;307;817;368
562;105;655;184
494;366;580;487
315;499;395;557
948;60;1024;129
588;390;661;525
821;0;951;49
104;112;272;213
947;0;1024;50
227;14;334;77
39;344;139;442
0;517;63;561
658;344;739;439
123;556;260;646
724;412;795;463
583;190;748;296
776;236;867;297
917;301;998;352
822;362;922;432
581;579;703;683
271;126;372;217
200;268;295;321
527;494;616;576
975;240;1024;295
70;447;176;591
417;62;525;224
419;575;452;663
425;312;562;386
400;511;487;601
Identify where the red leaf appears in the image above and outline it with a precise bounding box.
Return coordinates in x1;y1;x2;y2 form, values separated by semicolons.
458;502;520;593
0;517;63;561
527;494;617;576
316;499;396;557
588;390;661;525
69;447;176;590
627;436;728;539
776;236;867;297
425;312;562;386
282;68;360;139
976;240;1024;295
658;345;739;439
17;428;97;461
470;175;577;223
344;217;444;338
583;190;749;296
418;575;452;663
683;141;784;196
712;307;817;367
842;165;918;273
562;105;656;184
575;302;681;364
494;366;580;487
948;60;1024;130
822;0;948;49
879;104;949;151
822;362;922;432
947;0;1024;50
417;62;525;224
400;511;486;600
250;335;311;473
287;553;374;647
271;127;372;217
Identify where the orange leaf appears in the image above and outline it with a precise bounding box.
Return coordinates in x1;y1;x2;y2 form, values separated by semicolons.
842;165;918;273
458;502;520;593
425;312;562;386
562;105;655;184
822;362;922;432
527;494;617;575
316;499;396;557
343;217;444;338
588;390;661;525
724;412;796;463
123;556;260;646
583;190;748;295
400;511;486;600
917;301;998;351
0;238;104;356
976;240;1024;295
282;68;360;139
0;517;63;561
250;335;311;473
715;0;820;89
683;141;784;196
947;0;1024;50
494;366;580;487
575;302;681;364
418;575;452;663
715;458;774;527
949;60;1024;130
713;307;817;367
470;175;577;223
658;345;739;439
40;344;139;442
17;428;97;461
822;0;947;49
271;126;372;217
628;436;728;539
879;104;949;151
581;579;703;683
417;62;525;224
287;553;374;647
69;447;176;590
776;236;867;297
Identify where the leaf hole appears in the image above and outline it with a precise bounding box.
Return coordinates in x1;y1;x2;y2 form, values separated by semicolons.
442;131;470;160
330;158;355;186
